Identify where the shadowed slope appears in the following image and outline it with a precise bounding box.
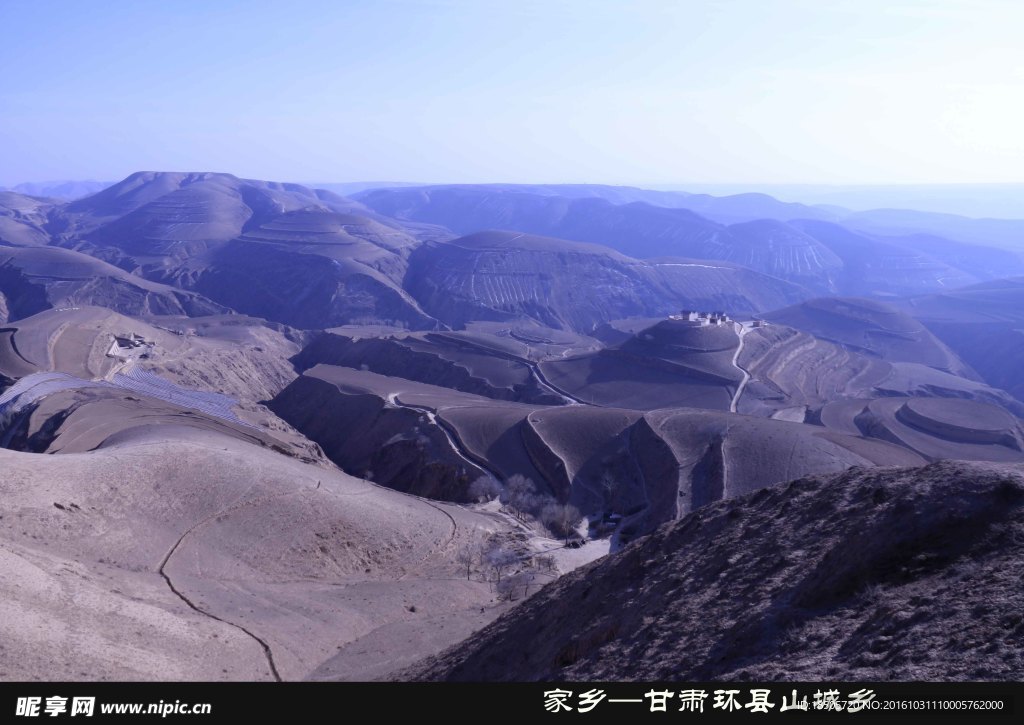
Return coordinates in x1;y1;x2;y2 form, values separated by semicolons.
0;246;224;323
291;328;566;404
403;461;1024;681
270;365;924;538
902;278;1024;403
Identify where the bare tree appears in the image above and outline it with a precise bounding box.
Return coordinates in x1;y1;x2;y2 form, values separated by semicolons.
535;554;557;573
515;569;537;598
496;570;536;601
455;544;478;580
468;476;503;503
599;470;619;508
504;474;537;520
541;502;584;544
494;576;517;601
485;543;519;582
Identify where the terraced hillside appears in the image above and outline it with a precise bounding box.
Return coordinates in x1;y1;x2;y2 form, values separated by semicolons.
1;374;263;453
527;314;1020;419
360;185;1017;296
819;397;1024;463
0;306;323;458
538;319;743;410
53;171;371;253
0;191;53;247
405;231;809;332
0;246;224;324
267;296;1024;549
292;328;571;404
735;323;1023;419
0;307;304;402
271;364;925;540
789;220;992;294
763;297;970;374
41;172;442;330
362;188;846;292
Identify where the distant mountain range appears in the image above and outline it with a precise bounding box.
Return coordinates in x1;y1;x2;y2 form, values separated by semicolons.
674;182;1024;220
5;173;1024;331
357;184;1024;296
1;180;115;200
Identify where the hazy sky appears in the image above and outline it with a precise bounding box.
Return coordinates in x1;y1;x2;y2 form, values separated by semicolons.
2;0;1022;186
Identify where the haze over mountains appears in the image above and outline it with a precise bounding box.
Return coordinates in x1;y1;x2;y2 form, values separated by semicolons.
3;171;1024;682
357;184;1024;296
0;180;115;201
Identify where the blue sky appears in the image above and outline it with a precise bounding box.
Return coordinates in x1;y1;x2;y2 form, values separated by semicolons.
2;0;1022;185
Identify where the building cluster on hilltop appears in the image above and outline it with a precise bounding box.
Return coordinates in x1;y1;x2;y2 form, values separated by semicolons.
669;309;731;326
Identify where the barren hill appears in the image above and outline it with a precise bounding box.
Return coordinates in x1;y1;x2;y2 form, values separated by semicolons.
39;172;439;329
0;376;509;680
0;191;54;247
403;460;1024;681
0;246;224;324
404;231;808;332
763;297;969;374
538;319;743;410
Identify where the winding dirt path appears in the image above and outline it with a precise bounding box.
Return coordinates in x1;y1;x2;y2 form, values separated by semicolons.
730;323;752;414
392;395;506;482
527;360;588;406
155;491;313;682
